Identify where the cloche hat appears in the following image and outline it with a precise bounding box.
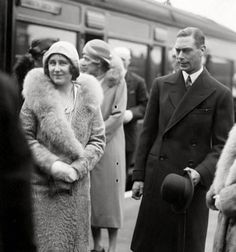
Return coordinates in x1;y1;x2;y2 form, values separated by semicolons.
83;39;112;65
161;171;194;213
43;41;80;80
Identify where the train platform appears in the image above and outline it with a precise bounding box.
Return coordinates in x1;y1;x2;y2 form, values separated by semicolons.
94;191;218;252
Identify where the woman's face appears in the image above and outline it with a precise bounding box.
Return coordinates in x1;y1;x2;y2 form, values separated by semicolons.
48;54;72;85
79;54;99;76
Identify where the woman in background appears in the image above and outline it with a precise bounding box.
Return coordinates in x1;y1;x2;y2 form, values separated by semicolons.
80;39;126;252
13;37;58;108
20;41;105;251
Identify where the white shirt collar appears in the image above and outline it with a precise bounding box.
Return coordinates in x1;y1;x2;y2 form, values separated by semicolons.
182;66;204;85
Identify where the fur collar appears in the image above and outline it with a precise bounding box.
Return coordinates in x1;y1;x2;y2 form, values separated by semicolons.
22;68;103;161
213;124;236;193
103;53;125;87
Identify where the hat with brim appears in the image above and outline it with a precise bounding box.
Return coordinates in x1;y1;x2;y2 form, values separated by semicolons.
161;171;194;213
83;39;112;65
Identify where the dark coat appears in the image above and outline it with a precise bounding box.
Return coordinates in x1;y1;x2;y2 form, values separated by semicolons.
124;71;148;151
0;72;36;252
131;69;234;252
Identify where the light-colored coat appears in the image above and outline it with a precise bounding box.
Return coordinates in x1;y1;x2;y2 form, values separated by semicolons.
90;55;127;228
20;68;105;252
207;124;236;252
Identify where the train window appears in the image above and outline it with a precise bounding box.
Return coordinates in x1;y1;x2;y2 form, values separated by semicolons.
15;22;77;57
148;46;162;90
206;56;233;89
108;39;148;81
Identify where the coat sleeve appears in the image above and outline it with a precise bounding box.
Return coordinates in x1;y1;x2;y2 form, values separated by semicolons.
219;184;236;217
132;79;160;181
71;107;106;172
129;76;148;121
105;79;127;143
196;87;234;189
20;102;59;174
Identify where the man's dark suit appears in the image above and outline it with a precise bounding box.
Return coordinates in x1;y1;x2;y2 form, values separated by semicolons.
124;70;148;186
131;69;234;252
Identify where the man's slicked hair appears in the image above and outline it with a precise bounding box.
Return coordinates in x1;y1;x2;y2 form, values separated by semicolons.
177;27;205;48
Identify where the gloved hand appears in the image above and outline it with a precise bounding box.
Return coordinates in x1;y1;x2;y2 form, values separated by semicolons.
214;194;222;210
71;158;89;180
123;110;133;124
51;161;78;183
206;185;218;210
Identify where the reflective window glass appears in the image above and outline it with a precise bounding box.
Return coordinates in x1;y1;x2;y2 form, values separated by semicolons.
206;56;233;89
109;39;148;80
149;46;162;90
15;22;77;57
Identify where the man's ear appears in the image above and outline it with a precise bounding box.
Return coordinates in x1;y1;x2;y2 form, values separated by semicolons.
200;45;206;55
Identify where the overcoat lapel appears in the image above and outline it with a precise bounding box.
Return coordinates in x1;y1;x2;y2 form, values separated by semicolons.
164;69;216;134
167;72;186;108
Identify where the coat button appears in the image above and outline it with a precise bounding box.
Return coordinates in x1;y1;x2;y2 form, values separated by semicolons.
159;155;166;161
188;160;194;167
191;143;197;148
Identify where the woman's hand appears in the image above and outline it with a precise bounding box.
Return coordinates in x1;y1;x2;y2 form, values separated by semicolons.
71;158;88;180
214;194;222;210
206;186;218;210
51;161;78;183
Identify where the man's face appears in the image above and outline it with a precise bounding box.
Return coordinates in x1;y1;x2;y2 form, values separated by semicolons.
174;35;205;74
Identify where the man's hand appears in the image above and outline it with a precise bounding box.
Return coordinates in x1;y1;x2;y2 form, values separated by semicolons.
132;181;144;200
184;167;200;186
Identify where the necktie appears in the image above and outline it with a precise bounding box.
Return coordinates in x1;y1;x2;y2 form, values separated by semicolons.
185;75;192;90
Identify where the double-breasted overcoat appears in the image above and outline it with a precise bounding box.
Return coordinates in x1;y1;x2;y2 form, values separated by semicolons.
131;69;234;252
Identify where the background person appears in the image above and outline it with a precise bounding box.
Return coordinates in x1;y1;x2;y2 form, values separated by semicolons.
113;47;148;191
80;39;126;252
20;41;105;251
13;37;58;108
131;27;234;252
0;72;36;252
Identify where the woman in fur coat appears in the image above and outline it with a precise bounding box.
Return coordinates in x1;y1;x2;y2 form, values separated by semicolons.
20;41;106;252
206;123;236;252
80;39;127;252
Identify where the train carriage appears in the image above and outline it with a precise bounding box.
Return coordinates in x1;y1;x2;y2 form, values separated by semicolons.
1;0;236;91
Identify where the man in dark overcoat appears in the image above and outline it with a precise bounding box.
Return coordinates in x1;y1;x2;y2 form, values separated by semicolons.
131;27;234;252
113;47;148;190
0;72;36;252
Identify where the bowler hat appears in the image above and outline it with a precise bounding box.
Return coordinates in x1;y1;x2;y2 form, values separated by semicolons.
161;171;194;213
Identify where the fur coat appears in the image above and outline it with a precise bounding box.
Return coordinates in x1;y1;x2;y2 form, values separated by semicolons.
206;124;236;252
20;68;105;252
